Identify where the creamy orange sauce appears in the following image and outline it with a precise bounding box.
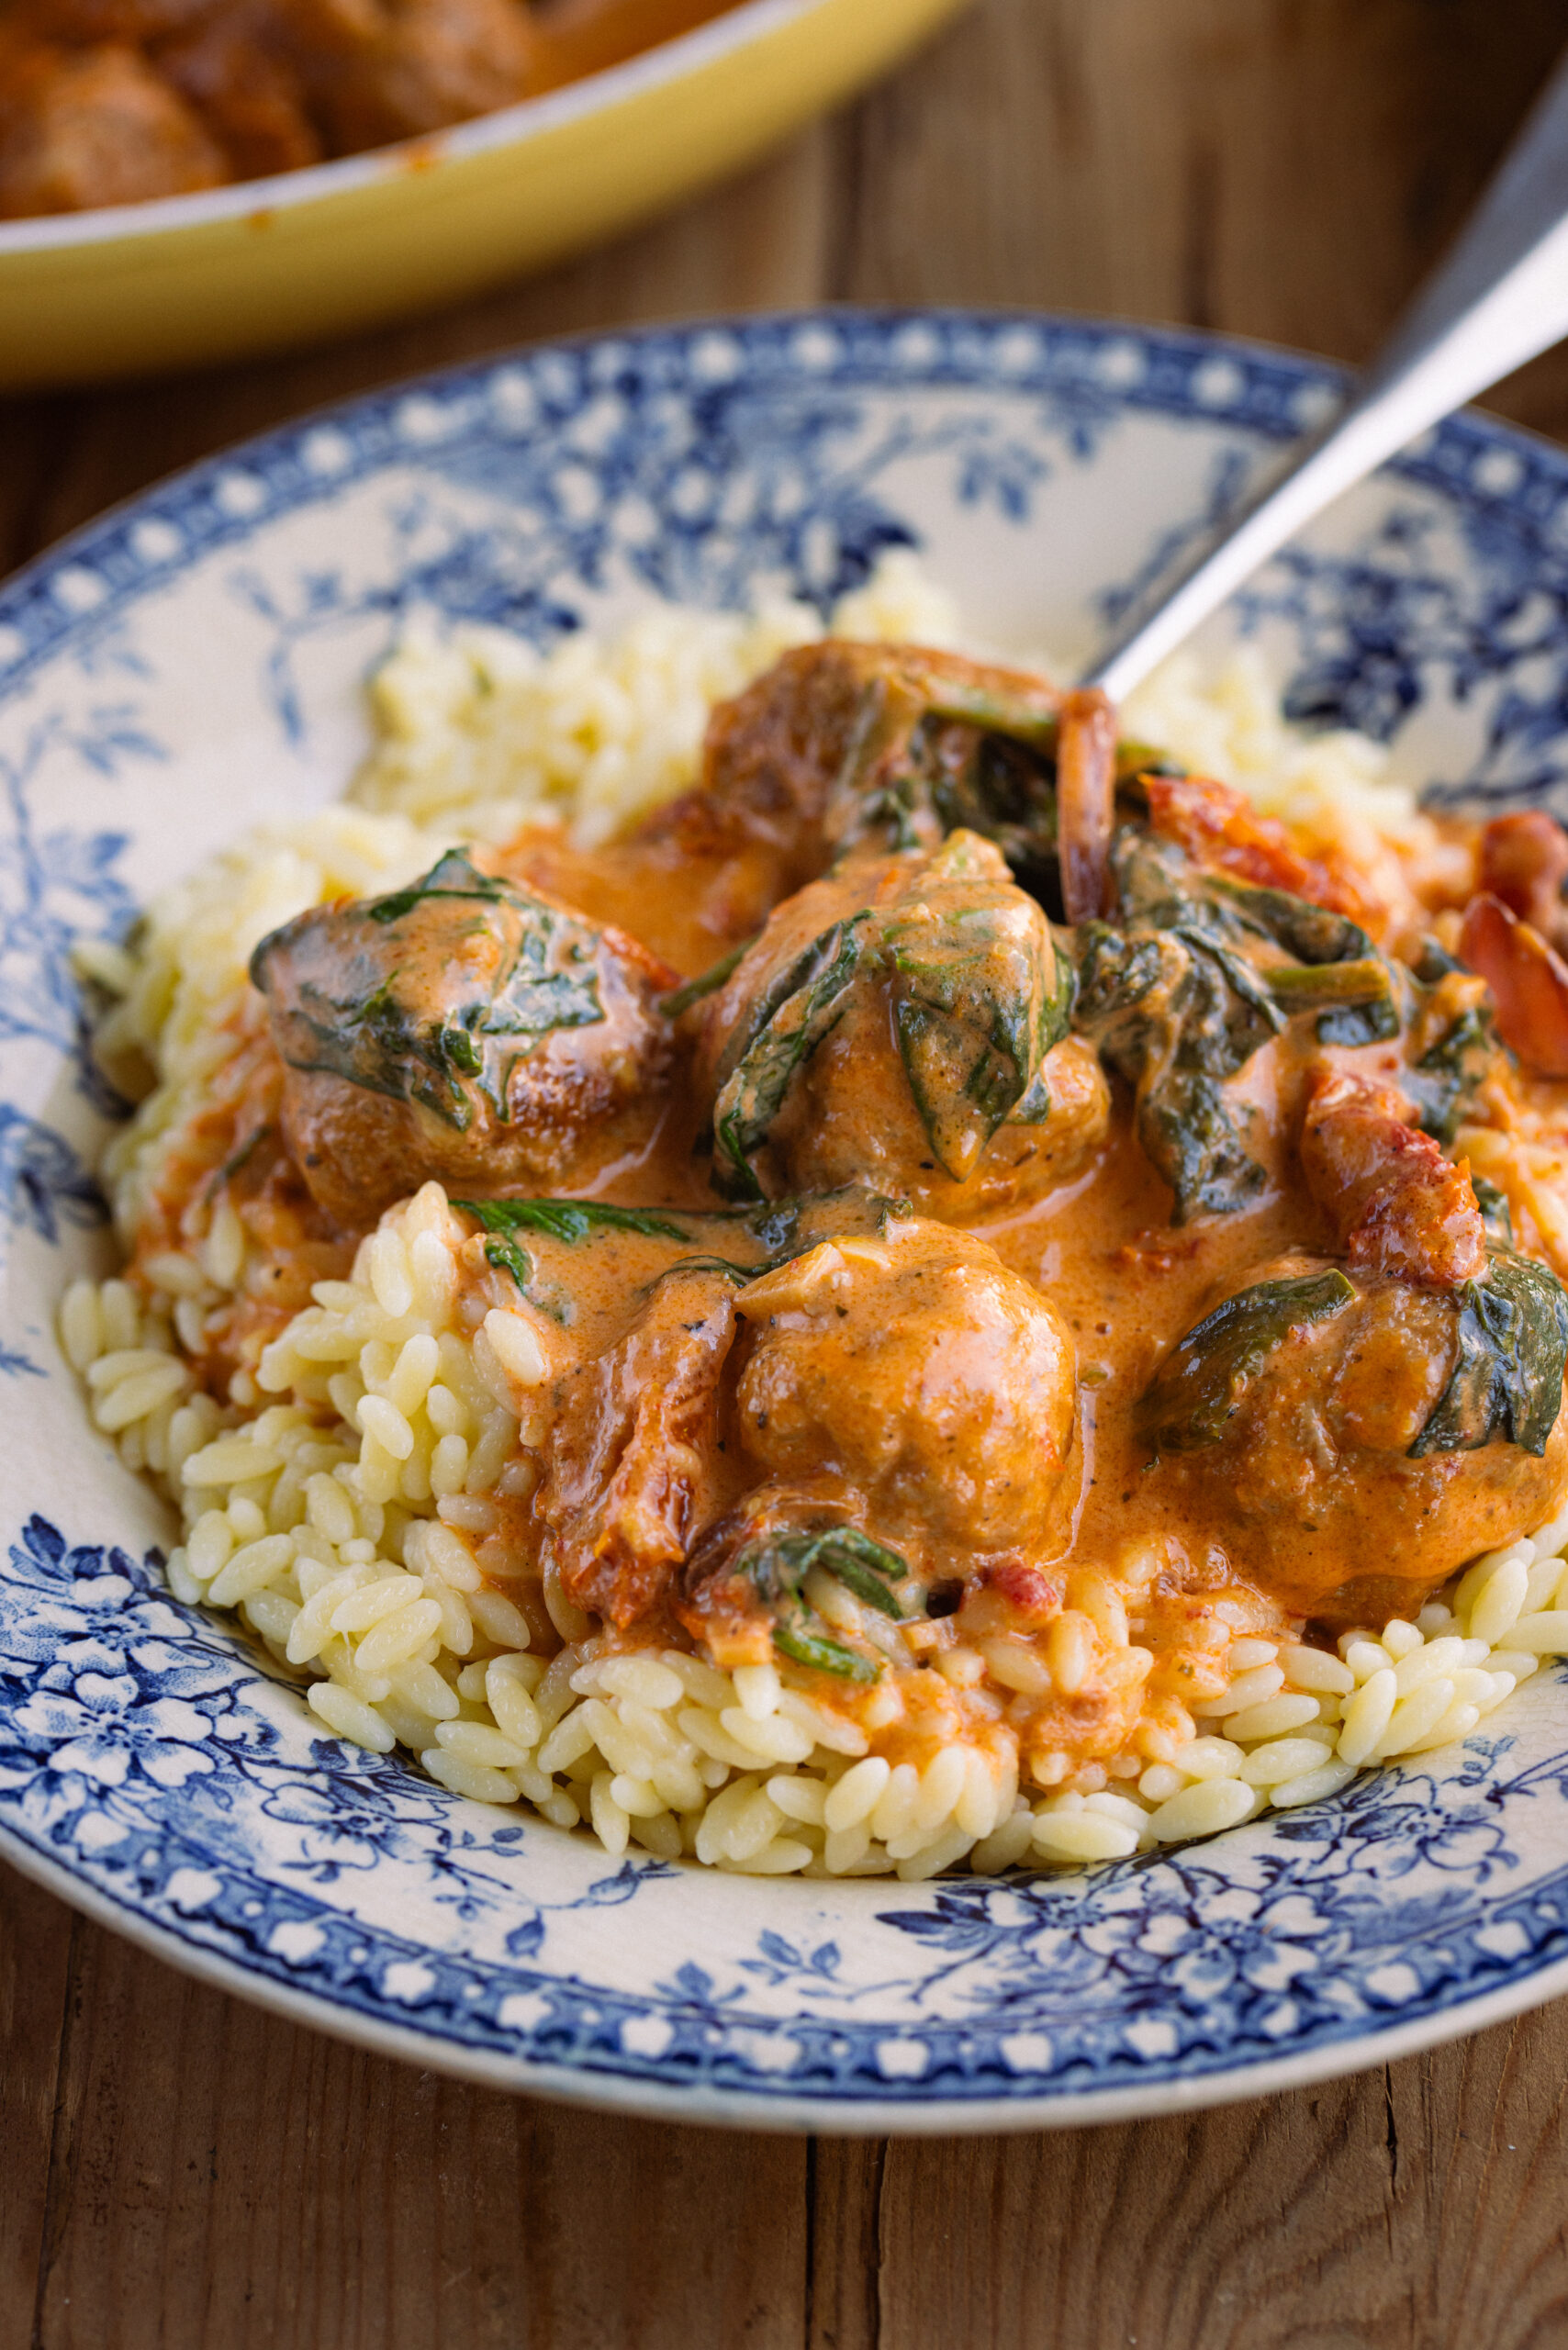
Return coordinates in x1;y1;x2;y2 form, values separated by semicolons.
495;805;1568;1653
529;0;743;88
130;643;1568;1795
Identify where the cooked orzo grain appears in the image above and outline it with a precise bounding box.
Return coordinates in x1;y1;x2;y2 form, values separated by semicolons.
65;555;1568;1878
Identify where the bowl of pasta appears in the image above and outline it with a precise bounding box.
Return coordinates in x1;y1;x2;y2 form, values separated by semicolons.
9;309;1568;2130
0;0;965;385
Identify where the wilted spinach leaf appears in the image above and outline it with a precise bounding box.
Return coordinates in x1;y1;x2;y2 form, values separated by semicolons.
1070;829;1417;1220
1139;1268;1358;1454
1411;1246;1568;1458
483;1235;534;1293
251;849;608;1131
882;834;1072;1178
735;1524;912;1680
454;1196;695;1246
1408;1000;1496;1147
1139;1071;1268;1220
1265;957;1401;1045
456;1190;912;1311
1071;908;1269;1221
456;1197;703;1321
711;915;870;1199
708;834;1068;1197
823;656;1060;862
741;1188;910;1259
1204;873;1376;966
1473;1177;1515;1247
659;935;757;1019
364;849;513;925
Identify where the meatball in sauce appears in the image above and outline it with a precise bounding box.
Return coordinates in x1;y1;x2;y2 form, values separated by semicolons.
144;634;1568;1790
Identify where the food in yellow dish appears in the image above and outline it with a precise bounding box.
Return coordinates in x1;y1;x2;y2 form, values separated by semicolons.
62;563;1568;1880
0;0;741;217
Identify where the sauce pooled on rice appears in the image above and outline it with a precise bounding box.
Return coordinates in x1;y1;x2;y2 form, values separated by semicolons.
120;637;1568;1788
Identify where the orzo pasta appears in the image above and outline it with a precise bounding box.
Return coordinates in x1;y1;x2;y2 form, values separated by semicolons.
64;556;1568;1881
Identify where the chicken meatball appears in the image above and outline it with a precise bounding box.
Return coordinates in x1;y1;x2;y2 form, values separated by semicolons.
689;830;1103;1216
730;1216;1079;1563
251;848;677;1226
0;36;224;213
699;638;1061;880
1140;1251;1568;1625
293;0;535;153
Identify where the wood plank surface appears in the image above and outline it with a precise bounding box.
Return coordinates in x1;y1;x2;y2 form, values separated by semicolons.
7;2;1568;2343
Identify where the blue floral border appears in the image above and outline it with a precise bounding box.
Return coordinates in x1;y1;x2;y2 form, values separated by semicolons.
1;308;1562;691
7;1504;1568;2113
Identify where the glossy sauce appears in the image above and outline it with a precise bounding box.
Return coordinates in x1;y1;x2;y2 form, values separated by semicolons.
496;806;1568;1638
529;0;743;87
132;645;1568;1790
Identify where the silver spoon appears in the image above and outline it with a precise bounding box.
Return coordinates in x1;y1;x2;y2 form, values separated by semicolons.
1080;43;1568;704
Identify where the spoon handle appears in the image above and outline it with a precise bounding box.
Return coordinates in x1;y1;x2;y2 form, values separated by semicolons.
1081;45;1568;703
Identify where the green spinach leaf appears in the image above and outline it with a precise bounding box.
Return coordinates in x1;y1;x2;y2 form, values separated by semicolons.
738;1189;910;1259
883;840;1070;1178
658;935;758;1019
738;1524;908;1618
1261;956;1402;1047
1411;1246;1568;1458
457;1191;913;1309
1071;911;1269;1221
364;848;512;925
711;915;869;1199
1408;1001;1496;1147
252;850;609;1131
1140;1268;1358;1454
483;1235;534;1293
771;1617;881;1681
707;834;1068;1197
1072;830;1419;1221
454;1197;695;1245
1204;873;1376;965
1139;1071;1268;1221
733;1524;912;1681
1473;1177;1515;1247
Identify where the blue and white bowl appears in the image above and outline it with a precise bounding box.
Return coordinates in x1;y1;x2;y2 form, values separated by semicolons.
6;311;1568;2132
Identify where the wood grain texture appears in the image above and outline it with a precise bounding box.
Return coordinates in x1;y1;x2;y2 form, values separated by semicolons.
9;2;1568;2343
9;1873;1568;2350
847;2022;1568;2350
6;1879;807;2350
0;1868;73;2342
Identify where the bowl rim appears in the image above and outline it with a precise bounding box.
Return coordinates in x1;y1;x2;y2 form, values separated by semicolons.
0;0;828;255
9;1823;1568;2134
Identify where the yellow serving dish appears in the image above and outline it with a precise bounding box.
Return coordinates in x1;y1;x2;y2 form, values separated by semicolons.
0;0;966;388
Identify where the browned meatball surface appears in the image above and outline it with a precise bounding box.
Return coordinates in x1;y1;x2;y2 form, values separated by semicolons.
732;1218;1079;1565
689;831;1103;1216
699;639;1061;878
296;0;534;150
0;35;224;211
0;0;751;216
251;848;678;1226
1141;1255;1568;1626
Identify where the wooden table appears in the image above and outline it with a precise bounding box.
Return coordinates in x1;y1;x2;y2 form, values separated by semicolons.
7;4;1568;2340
